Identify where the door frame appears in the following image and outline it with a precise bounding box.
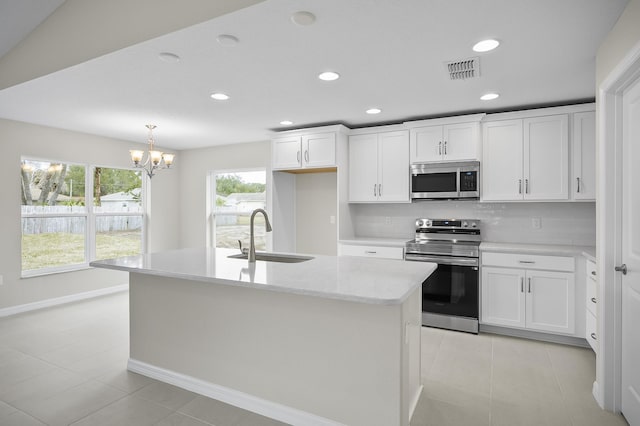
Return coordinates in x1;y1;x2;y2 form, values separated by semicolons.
597;39;640;412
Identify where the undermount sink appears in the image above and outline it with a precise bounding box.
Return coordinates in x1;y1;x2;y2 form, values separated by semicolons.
227;252;314;263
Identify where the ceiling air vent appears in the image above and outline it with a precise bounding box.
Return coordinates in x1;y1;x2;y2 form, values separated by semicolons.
445;57;480;80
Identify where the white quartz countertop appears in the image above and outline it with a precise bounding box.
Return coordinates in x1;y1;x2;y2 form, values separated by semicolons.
481;242;596;257
339;238;409;248
90;247;435;306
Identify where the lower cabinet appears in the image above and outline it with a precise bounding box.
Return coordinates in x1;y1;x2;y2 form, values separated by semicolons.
338;243;404;260
481;253;576;335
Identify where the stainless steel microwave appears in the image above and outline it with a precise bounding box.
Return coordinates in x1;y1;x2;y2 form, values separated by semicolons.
410;161;480;200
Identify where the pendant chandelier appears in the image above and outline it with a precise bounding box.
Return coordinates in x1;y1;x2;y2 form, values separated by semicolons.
129;125;175;178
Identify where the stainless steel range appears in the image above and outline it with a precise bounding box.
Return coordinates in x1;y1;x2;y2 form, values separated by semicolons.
405;218;480;334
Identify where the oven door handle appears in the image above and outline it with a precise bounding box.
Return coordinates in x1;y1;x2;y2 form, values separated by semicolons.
405;254;478;267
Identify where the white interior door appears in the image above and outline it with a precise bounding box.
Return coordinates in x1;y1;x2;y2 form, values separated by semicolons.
621;75;640;425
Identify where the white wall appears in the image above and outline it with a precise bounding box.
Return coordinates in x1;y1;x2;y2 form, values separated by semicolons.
177;141;270;249
351;201;596;247
296;172;338;255
0;119;180;309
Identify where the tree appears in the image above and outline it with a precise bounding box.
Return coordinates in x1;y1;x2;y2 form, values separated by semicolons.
21;163;33;205
216;174;265;196
48;164;67;205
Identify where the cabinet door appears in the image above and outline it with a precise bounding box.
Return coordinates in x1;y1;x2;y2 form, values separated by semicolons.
443;122;479;161
409;126;443;162
572;111;596;200
481;267;526;328
378;131;410;202
272;136;301;170
525;270;575;334
348;134;379;202
523;115;569;200
303;133;336;168
481;120;524;201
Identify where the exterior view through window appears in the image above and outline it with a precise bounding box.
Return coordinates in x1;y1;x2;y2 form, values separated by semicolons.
20;159;144;275
213;170;267;251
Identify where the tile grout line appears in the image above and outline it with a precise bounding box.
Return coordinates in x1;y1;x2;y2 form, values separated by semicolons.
488;334;494;425
544;343;577;426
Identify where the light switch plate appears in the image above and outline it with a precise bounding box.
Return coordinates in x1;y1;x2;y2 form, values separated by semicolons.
532;217;542;229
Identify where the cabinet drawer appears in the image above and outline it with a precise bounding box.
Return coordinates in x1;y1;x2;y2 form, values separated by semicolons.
338;244;404;260
586;310;598;353
586;272;597;316
586;259;597;282
482;252;574;272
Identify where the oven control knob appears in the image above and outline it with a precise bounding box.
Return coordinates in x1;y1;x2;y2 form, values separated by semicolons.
462;222;468;227
471;222;477;228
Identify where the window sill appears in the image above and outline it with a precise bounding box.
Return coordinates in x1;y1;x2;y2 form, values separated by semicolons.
21;264;93;279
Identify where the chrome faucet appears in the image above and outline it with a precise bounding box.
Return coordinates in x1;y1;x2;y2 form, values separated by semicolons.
249;208;272;263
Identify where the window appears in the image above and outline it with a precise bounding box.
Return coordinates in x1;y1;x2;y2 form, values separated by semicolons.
20;159;144;276
211;170;267;250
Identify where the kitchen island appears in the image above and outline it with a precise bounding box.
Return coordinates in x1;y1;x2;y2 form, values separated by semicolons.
90;247;435;426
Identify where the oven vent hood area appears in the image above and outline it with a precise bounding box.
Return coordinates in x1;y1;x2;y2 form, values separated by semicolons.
410;161;480;201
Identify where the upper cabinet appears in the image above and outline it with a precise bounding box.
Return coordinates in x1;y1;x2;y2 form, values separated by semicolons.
571;111;596;201
349;129;410;203
272;128;345;171
482;114;569;201
408;115;483;163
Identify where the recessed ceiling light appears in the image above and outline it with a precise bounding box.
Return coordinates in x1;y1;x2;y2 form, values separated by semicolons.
280;120;293;125
158;52;180;63
318;71;340;81
480;93;500;101
473;39;500;53
291;11;316;26
366;108;382;114
210;93;230;100
216;34;239;46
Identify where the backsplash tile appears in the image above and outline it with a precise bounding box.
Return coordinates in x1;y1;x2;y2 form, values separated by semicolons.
352;202;595;246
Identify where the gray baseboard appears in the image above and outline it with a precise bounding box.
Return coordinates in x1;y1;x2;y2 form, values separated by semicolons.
479;324;590;348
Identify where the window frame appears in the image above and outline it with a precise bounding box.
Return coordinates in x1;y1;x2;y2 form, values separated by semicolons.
20;157;147;277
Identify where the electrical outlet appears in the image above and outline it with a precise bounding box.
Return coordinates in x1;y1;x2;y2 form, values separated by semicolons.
329;215;336;224
384;216;392;225
532;217;542;229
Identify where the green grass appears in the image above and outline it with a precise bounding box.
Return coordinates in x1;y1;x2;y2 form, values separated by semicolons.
22;231;141;271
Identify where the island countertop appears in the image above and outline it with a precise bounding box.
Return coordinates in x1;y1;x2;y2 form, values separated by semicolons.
90;247;435;305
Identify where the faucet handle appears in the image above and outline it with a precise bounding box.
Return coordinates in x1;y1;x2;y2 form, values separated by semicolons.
237;239;248;255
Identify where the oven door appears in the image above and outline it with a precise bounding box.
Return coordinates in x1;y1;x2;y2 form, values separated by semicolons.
410;171;459;199
410;255;479;319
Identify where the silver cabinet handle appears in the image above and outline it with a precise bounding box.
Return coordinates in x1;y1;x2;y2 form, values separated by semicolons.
591;333;597;341
615;264;628;275
444;141;447;155
379;184;382;197
373;184;377;197
304;150;309;163
439;141;442;155
528;277;531;293
364;251;377;254
297;151;301;163
576;177;581;193
591;297;597;304
519;260;535;264
518;179;522;194
525;178;529;194
520;277;524;293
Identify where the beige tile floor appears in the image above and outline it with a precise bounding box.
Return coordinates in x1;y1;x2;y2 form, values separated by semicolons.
0;292;629;426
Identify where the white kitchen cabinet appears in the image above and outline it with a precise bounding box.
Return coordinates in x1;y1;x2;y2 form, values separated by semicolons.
572;111;596;201
349;130;409;203
272;132;336;170
585;258;598;353
481;252;576;335
338;243;404;260
482;114;569;201
410;122;480;162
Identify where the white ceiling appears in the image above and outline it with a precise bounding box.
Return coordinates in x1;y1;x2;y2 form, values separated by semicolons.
0;0;628;150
